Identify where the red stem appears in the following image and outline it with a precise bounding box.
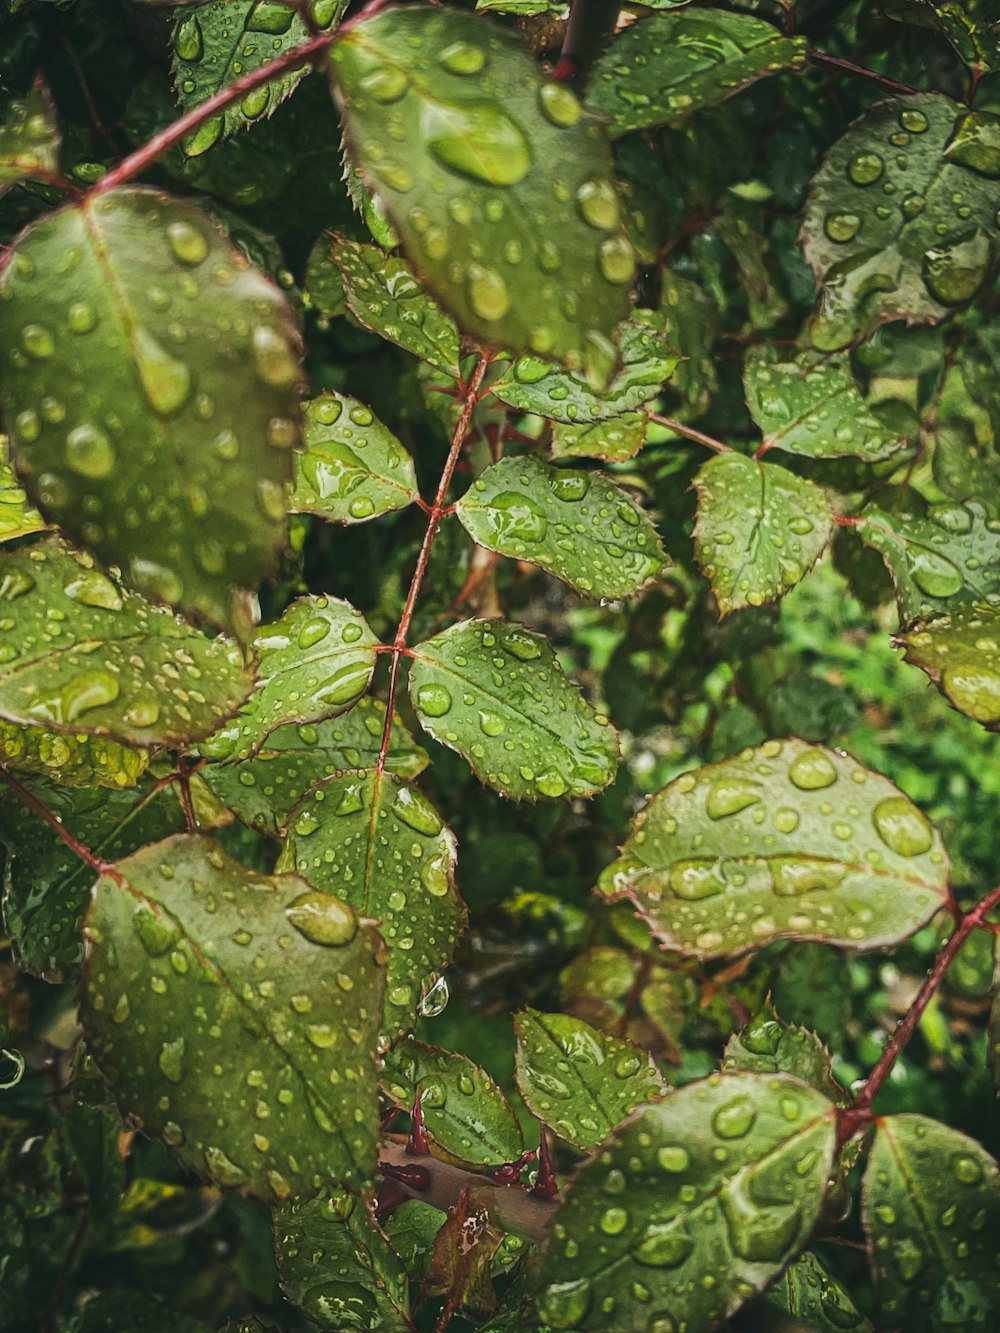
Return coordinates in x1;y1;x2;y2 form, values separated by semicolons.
649;413;731;455
808;50;916;96
0;768;110;875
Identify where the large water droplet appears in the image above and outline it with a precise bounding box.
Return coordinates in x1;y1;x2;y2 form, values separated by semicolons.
549;470;590;503
205;1145;249;1187
712;1094;757;1139
706;779;760;819
166;219;208;267
175;13;204;61
788;748;837;790
720;1176;800;1262
65;424;115;479
848;152;884;185
286;889;358;946
871;796;933;857
158;1036;185;1084
298;616;331;649
360;65;409;103
247;0;295;34
252;324;300;388
910;550;963;598
539;82;582;127
538;1278;592;1329
599;235;635;285
63;569;122;611
134;327;191;417
633;1220;693;1268
418;974;450;1017
577;179;619;231
487;490;547;543
922;230;990;305
393;785;442;836
416;682;453;717
668;858;725;901
438;40;485;75
425;102;531;186
945;110;1000;178
824;212;861;243
467;265;511;321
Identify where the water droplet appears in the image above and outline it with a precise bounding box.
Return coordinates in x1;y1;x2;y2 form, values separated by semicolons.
577;179;619;231
421;853;451;897
848;152;884;185
713;1094;757;1138
175;13;204;60
393;785;442;836
468;265;511;321
536;771;568;798
922;230;990;305
824;212;861;243
252;324;299;388
314;660;371;708
788;748;837;790
668;858;724;901
478;709;505;737
599;235;635;284
657;1145;689;1173
945;110;1000;178
134;327;191;417
487;490;547;542
773;807;799;834
872;796;933;857
247;0;295;33
600;1205;629;1235
158;1036;185;1084
539;80;582;128
419;974;450;1017
549;470;590;503
439;40;485;74
721;1176;800;1262
205;1145;248;1187
538;1278;592;1328
134;906;177;957
293;809;320;837
22;323;54;359
890;1234;925;1282
633;1221;693;1268
166;219;208;267
63;569;122;611
426;102;531;186
286;889;358;946
952;1152;983;1184
416;682;452;717
706;779;760;819
900;108;928;133
298;616;330;649
241;85;271;119
502;628;542;660
910;550;963;598
65;424;115;479
360;65;409;102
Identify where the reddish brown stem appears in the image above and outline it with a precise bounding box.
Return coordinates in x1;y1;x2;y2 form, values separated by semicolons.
0;768;110;875
649;414;731;455
808;50;916;96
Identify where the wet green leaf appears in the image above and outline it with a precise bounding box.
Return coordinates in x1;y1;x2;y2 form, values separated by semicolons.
275;1191;411;1332
62;1100;127;1239
801;95;1000;350
863;1114;1000;1330
0;79;59;199
408;618;618;800
897;606;1000;730
586;10;807;139
381;1039;523;1165
883;0;1000;72
745;348;907;461
723;999;847;1105
277;769;464;1040
602;738;951;959
514;1009;666;1150
0;718;149;790
67;1291;212;1332
455;456;666;599
304;230;346;320
533;1072;837;1332
0;540;253;746
550;413;649;464
659;270;718;417
0;188;304;631
764;1249;872;1332
0;439;46;543
289;392;418;525
693;453;832;614
81;833;385;1202
330;7;633;378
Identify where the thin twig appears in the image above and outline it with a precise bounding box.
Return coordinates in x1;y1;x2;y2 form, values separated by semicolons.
808;50;917;96
649;413;731;455
0;768;110;875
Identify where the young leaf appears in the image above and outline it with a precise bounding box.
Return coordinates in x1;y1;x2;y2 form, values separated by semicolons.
329;7;634;377
800;95;1000;350
764;1250;873;1332
0;440;46;542
745;348;907;462
408;619;618;800
305;230;346;320
81;833;386;1202
274;1191;411;1333
586;10;807;139
381;1039;523;1165
330;236;462;379
0;540;253;746
199;594;380;761
0;719;149;790
693;453;832;614
455;456;666;599
514;1010;667;1150
603;738;951;959
863;1114;1000;1329
277;770;464;1040
0;188;304;631
490;314;676;424
532;1072;837;1333
0;78;59;198
550;413;649;464
723;999;847;1104
289;392;418;525
897;606;1000;729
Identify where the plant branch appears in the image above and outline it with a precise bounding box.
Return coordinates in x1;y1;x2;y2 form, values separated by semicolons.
808;50;916;96
649;413;731;455
0;767;110;875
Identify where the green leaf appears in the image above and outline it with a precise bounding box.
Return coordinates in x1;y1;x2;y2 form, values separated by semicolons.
897;606;1000;729
533;1072;837;1333
585;10;807;139
0;540;253;746
329;7;634;378
723;999;847;1105
745;348;908;461
514;1009;667;1150
408;619;618;800
490;314;676;424
275;1191;411;1332
863;1114;1000;1330
81;833;385;1202
277;770;464;1040
1;776;185;981
550;413;649;464
202;698;428;835
172;1;344;150
199;594;380;761
66;1292;212;1333
884;0;1000;73
0;78;59;199
305;230;346;320
455;456;666;598
602;738;951;959
289;392;418;525
0;188;304;632
381;1039;523;1165
693;453;832;614
859;502;1000;625
764;1249;872;1332
0;439;47;543
330;236;462;379
659;270;718;417
800;95;1000;351
0;718;149;790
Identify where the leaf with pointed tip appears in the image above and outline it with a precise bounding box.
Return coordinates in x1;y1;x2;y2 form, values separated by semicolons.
863;1115;1000;1330
381;1039;523;1165
0;440;46;542
81;833;385;1202
408;619;618;800
603;738;950;959
203;698;428;835
586;10;807;139
330;236;462;379
1;776;185;981
860;502;1000;626
533;1072;837;1333
884;1;1000;76
550;413;649;463
746;348;907;461
200;595;380;761
764;1250;872;1332
277;770;463;1040
0;79;59;199
305;231;346;320
490;314;676;424
172;1;344;150
289;392;418;525
274;1191;411;1333
693;453;832;614
456;457;665;599
329;6;634;378
0;541;253;746
723;999;847;1105
0;719;150;790
801;94;1000;351
514;1010;666;1151
0;188;304;631
897;606;1000;729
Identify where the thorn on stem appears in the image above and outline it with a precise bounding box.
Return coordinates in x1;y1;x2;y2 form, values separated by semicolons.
532;1130;558;1199
380;1160;432;1192
486;1149;536;1186
408;1085;430;1156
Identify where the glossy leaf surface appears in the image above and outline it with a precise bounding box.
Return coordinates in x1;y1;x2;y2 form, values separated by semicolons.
550;413;648;464
723;999;846;1104
408;619;618;800
0;718;149;790
897;606;1000;729
81;834;385;1201
455;456;665;598
533;1072;837;1332
604;738;950;958
0;440;46;542
0;188;304;630
765;1250;872;1332
0;79;59;198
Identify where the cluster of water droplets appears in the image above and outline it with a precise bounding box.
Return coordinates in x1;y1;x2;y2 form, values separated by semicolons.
862;500;1000;616
293;390;416;523
902;606;1000;727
